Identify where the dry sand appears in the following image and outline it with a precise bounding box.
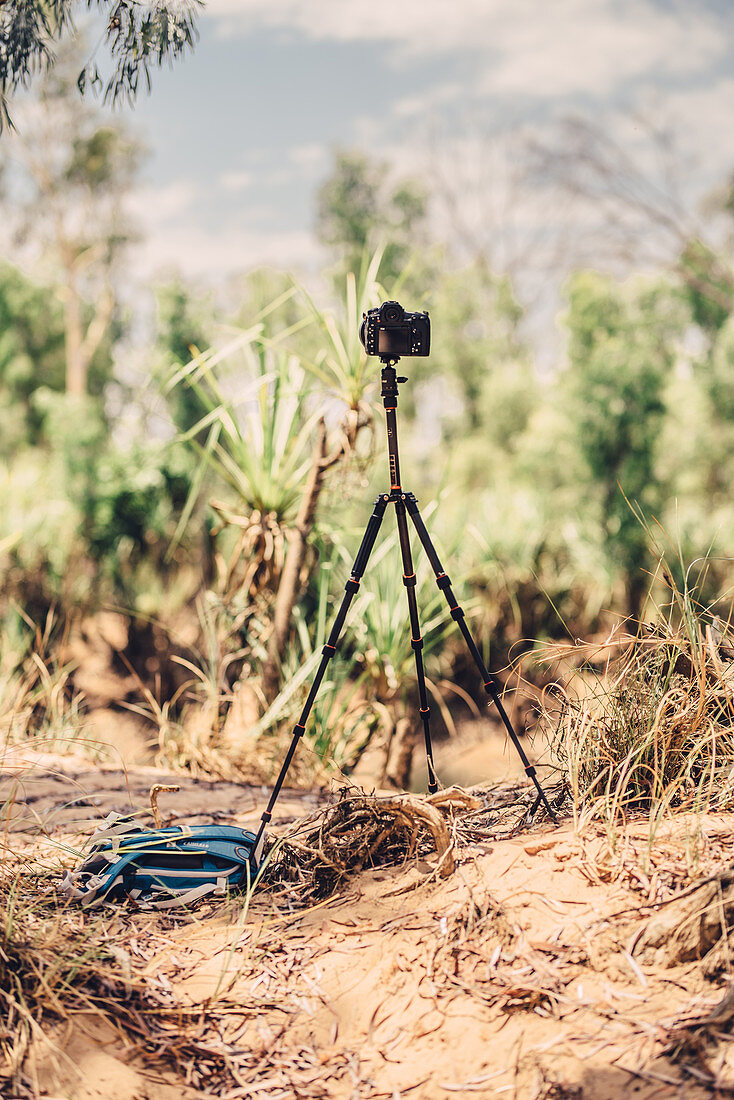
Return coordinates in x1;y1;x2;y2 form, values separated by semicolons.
3;747;733;1099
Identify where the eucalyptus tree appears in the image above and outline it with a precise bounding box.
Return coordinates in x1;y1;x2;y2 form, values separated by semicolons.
0;0;201;130
562;271;684;614
4;48;142;397
316;150;428;285
0;262;66;455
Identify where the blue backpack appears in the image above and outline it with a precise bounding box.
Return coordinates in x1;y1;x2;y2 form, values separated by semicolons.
61;813;264;909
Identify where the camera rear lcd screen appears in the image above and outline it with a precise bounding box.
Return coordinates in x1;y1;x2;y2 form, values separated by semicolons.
378;325;410;356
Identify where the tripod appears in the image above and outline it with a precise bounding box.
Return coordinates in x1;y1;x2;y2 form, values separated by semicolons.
252;358;556;854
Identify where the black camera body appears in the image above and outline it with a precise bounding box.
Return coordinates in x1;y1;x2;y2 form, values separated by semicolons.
360;300;430;359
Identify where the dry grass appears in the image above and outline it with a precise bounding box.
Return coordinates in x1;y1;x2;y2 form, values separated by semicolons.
541;609;734;829
0;841;144;1092
0;615;88;758
5;778;734;1098
0;833;354;1097
641;868;734;1092
0;782;510;1095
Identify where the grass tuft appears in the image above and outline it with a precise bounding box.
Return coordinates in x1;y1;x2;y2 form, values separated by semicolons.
541;558;734;828
0;837;146;1092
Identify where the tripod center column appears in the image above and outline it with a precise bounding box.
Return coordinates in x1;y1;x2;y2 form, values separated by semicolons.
381;362;402;492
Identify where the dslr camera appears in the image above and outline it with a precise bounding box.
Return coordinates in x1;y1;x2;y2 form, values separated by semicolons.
360;300;430;359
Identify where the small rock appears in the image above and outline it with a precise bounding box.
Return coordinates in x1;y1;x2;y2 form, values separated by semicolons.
523;839;559;856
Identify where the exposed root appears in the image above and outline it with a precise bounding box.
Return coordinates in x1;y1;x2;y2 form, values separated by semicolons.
267;788;483;901
427;785;482;813
149;783;180;827
664;987;734;1092
634;866;734;968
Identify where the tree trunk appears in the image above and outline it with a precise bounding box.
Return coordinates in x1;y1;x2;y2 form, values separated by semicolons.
62;248;114;398
63;267;86;397
261;418;329;701
383;716;416;790
626;569;648;622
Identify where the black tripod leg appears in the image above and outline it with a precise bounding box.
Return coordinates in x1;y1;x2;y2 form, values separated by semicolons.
252;494;390;854
394;498;439;794
404;493;557;823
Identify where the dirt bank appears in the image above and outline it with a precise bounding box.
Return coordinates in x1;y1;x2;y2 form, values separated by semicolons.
3;758;733;1099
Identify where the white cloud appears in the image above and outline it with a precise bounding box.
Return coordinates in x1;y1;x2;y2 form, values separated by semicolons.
219;169;254;191
393;83;465;119
123;177;322;279
289;142;328;168
132;222;323;279
126;181;199;223
203;0;498;49
221;151;327;193
203;0;727;99
121;1;734;301
480;2;723;98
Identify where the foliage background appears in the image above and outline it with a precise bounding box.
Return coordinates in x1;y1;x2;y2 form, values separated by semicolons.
3;10;734;789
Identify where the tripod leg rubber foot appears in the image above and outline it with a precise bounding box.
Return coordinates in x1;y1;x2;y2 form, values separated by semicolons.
529;792;558;824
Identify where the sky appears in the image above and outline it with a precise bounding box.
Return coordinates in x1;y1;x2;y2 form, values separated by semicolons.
117;0;734;288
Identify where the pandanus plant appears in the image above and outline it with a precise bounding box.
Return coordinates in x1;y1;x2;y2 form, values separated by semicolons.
259;250;390;698
167;252;390;746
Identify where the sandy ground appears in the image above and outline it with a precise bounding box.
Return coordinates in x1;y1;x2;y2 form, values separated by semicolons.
2;731;733;1099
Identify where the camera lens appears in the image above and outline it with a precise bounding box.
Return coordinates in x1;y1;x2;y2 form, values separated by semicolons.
380;301;404;323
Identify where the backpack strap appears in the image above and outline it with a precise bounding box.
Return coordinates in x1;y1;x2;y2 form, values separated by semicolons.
139;879;227;910
60;845;149;907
